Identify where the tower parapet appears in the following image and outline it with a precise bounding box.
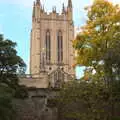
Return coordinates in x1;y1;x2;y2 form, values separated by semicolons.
32;0;73;21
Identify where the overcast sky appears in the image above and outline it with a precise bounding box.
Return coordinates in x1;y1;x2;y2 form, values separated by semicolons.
0;0;120;76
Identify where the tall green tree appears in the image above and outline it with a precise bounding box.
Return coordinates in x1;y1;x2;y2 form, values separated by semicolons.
0;34;27;96
0;34;27;120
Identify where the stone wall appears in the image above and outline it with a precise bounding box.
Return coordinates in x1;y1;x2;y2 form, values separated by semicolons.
19;68;74;89
13;88;58;120
19;73;49;88
12;88;120;120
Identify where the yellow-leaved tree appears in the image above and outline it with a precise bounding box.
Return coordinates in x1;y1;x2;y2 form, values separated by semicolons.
73;0;120;86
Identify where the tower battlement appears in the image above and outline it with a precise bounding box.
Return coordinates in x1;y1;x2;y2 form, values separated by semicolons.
32;0;73;21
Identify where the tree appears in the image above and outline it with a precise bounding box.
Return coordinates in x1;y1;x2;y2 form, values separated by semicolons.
73;0;120;118
0;84;15;120
54;80;110;120
0;34;27;96
73;0;120;85
0;34;27;120
0;34;26;75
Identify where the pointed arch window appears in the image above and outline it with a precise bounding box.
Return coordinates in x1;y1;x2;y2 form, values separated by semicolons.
46;30;51;63
57;30;63;63
53;71;64;88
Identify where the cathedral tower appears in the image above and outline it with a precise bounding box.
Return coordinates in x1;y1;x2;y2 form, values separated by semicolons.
30;0;74;77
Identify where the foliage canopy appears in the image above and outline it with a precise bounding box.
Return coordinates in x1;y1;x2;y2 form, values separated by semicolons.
0;34;27;120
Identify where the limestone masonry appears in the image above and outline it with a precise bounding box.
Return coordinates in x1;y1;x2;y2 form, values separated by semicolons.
20;0;75;88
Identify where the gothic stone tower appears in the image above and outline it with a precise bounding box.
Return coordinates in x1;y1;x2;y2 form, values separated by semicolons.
30;0;74;78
